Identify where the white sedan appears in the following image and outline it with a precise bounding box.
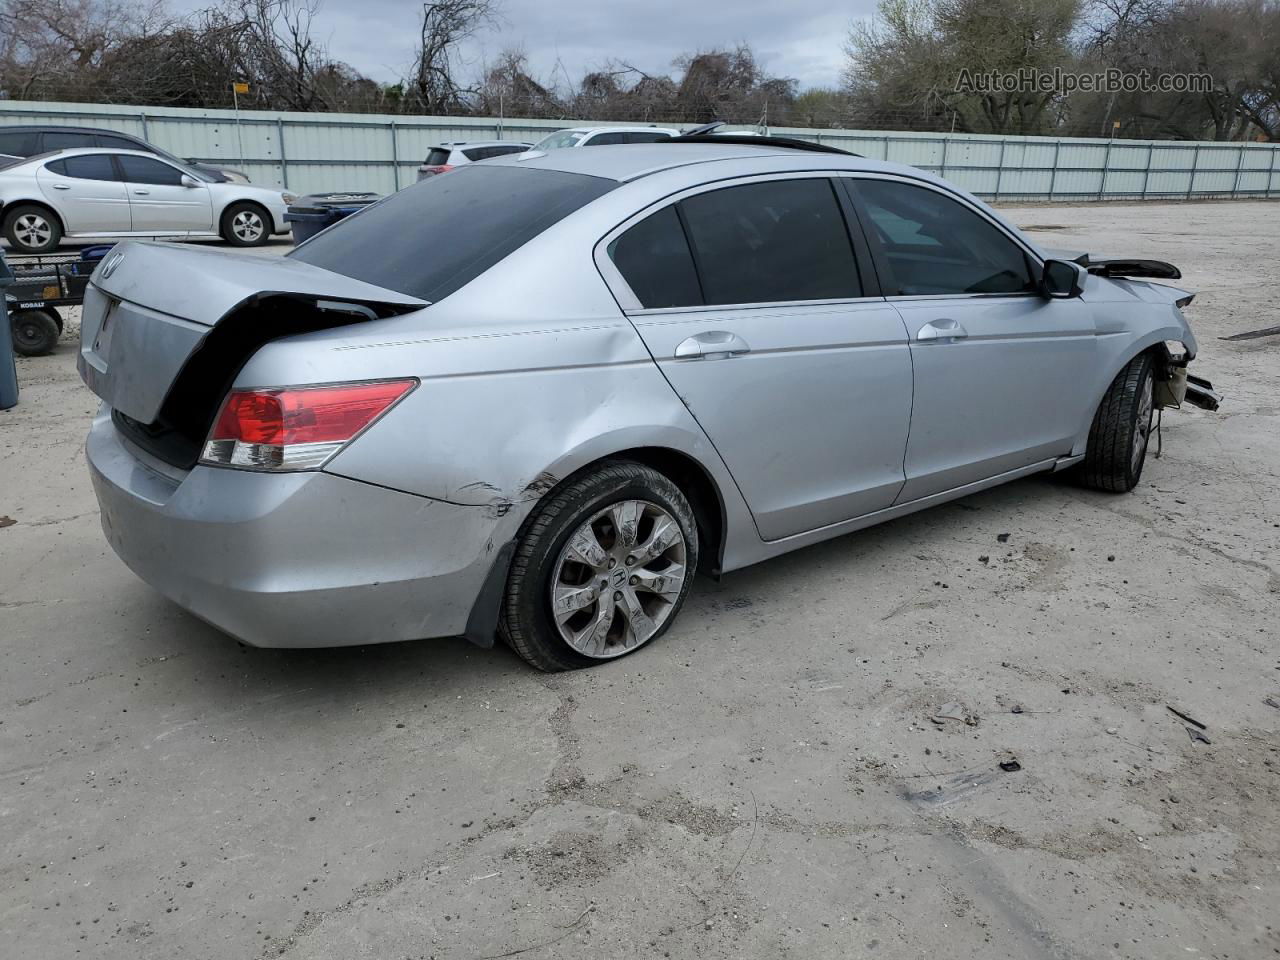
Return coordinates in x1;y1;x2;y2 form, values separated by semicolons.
0;148;293;253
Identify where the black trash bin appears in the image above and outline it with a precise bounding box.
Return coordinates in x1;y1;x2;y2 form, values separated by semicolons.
285;192;381;244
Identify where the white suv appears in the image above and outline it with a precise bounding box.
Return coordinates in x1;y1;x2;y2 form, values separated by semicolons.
531;127;681;151
417;141;534;180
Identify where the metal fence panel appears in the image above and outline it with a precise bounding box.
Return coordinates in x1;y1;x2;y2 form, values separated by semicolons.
2;99;1277;202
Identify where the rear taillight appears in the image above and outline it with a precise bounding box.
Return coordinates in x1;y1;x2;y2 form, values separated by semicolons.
420;164;454;176
201;379;416;471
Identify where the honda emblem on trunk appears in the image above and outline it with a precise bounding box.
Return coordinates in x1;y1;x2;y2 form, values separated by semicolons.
99;251;125;279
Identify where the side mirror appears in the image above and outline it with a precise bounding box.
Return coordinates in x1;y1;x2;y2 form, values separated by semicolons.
1041;258;1086;299
180;174;200;188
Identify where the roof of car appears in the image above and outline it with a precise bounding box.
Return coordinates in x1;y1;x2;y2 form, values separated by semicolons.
438;140;533;148
551;126;681;135
25;147;177;159
490;140;892;183
0;124;143;137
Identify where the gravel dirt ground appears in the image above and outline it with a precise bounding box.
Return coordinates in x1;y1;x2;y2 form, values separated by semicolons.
1;203;1277;960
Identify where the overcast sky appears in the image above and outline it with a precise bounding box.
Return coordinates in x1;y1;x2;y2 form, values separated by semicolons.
169;0;872;92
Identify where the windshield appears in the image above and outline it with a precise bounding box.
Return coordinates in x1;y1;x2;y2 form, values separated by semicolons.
289;165;614;302
533;130;586;151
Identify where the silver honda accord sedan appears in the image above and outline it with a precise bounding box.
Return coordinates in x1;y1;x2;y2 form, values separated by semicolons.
79;136;1217;670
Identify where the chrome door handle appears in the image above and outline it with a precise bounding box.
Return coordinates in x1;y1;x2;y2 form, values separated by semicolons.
52;183;71;190
916;318;967;343
133;189;150;195
674;330;751;360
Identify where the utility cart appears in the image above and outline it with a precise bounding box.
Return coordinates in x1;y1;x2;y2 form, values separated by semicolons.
6;245;113;356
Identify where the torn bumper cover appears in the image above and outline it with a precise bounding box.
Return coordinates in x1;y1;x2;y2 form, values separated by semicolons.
1184;373;1221;412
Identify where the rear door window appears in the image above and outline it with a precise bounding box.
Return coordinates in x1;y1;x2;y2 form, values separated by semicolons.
584;132;627;146
46;154;119;181
117;155;185;186
853;179;1035;295
291;165;615;302
608;206;702;309
41;131;96;151
678;178;862;305
0;130;37;156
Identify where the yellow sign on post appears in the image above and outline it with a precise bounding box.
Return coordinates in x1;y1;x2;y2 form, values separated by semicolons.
232;82;250;94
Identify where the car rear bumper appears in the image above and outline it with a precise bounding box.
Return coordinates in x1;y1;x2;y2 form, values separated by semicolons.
86;408;515;648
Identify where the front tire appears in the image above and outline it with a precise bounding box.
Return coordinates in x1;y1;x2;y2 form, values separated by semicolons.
1081;352;1155;492
10;308;61;356
501;462;699;671
220;202;271;247
4;204;62;253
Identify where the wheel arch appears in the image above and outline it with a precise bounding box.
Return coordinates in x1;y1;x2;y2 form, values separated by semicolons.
526;443;729;578
218;198;274;238
2;198;66;233
1072;328;1186;457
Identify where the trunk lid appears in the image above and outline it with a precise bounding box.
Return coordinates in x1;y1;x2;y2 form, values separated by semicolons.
79;241;426;425
78;241;426;468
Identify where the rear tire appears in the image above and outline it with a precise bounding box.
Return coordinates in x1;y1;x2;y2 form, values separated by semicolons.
220;202;271;247
4;203;62;253
501;462;698;671
10;308;61;356
1080;352;1155;492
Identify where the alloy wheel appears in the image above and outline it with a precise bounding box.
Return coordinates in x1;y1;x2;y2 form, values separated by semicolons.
1131;371;1154;473
14;213;51;248
549;499;688;658
232;210;265;242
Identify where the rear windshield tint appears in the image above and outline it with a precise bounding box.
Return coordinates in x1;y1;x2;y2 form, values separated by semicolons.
290;165;615;302
424;147;452;166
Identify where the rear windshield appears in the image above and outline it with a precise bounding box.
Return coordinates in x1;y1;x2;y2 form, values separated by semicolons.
424;147;452;166
290;165;615;302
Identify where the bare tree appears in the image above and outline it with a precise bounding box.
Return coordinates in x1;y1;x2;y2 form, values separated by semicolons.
409;0;496;114
475;47;559;117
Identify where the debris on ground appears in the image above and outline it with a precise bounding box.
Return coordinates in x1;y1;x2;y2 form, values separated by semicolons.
930;702;977;726
0;516;15;529
999;759;1022;772
1010;704;1024;714
997;533;1011;543
1186;727;1211;745
1263;697;1280;711
1167;705;1207;730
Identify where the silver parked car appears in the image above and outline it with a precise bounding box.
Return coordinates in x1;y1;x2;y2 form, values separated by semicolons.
79;137;1217;670
0;148;292;252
